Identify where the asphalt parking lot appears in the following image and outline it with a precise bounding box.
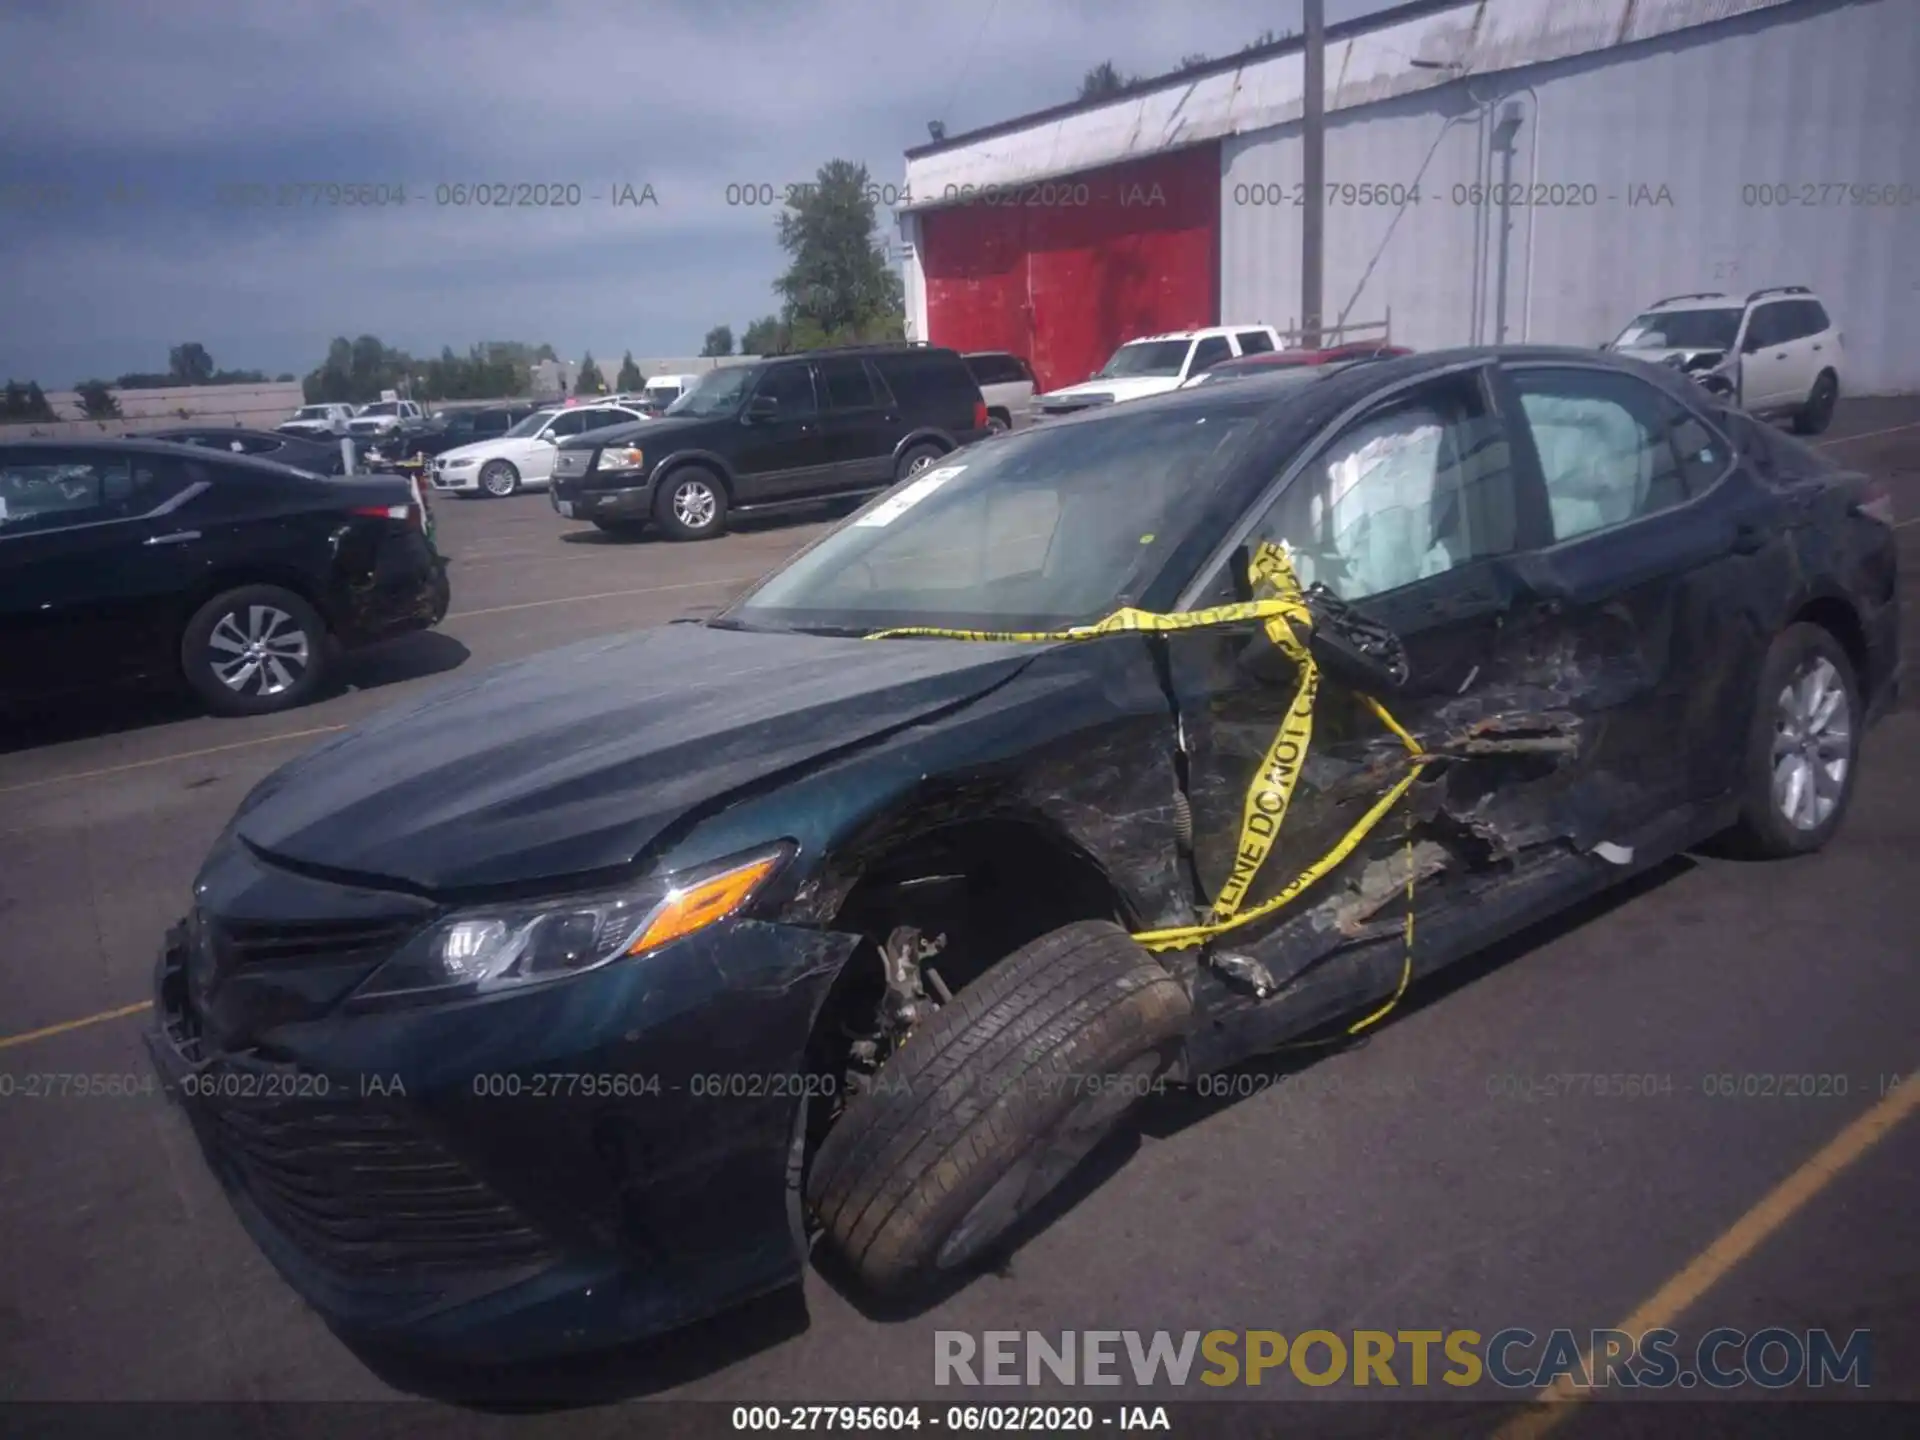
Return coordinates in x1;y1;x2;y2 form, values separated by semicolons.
2;402;1917;1429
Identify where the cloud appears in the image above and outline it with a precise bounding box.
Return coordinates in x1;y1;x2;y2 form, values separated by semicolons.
0;0;1392;380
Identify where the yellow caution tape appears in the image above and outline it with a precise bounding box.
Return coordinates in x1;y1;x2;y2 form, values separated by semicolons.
866;541;1430;987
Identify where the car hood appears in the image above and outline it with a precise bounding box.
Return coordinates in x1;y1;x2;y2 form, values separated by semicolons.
557;413;715;450
1040;376;1179;405
228;622;1040;893
438;436;528;463
1614;345;1730;371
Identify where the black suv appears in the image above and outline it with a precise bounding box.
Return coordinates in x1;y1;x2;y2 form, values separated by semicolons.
548;345;990;539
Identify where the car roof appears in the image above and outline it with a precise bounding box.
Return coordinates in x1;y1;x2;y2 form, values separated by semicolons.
1126;325;1272;344
0;435;337;474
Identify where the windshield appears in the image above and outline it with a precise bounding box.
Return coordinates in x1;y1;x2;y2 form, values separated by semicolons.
1613;309;1741;350
1097;340;1193;380
504;410;558;438
358;402;400;416
666;366;755;418
720;402;1265;634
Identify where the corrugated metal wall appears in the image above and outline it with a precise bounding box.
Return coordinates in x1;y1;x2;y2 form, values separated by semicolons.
1220;0;1920;392
919;147;1222;393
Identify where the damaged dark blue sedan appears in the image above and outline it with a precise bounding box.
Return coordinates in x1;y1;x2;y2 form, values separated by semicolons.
146;347;1900;1364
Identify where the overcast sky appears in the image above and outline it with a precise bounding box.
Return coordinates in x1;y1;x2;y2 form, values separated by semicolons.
1;0;1394;386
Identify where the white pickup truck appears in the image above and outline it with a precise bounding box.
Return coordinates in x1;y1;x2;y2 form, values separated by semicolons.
1034;324;1287;417
346;399;427;440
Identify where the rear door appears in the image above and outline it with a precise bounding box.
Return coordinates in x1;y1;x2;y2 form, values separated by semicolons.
815;357;898;492
1497;360;1770;840
1181;335;1234;384
0;448;208;700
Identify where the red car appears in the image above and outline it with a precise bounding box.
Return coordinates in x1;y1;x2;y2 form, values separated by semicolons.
1184;342;1413;387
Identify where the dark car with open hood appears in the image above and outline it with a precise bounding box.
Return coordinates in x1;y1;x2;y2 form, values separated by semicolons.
145;347;1898;1366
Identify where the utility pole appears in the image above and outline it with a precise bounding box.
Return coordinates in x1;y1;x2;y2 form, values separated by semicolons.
1301;0;1326;348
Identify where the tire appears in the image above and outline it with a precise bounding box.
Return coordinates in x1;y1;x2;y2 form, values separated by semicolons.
653;467;728;540
895;443;946;482
807;920;1190;1295
1791;370;1838;436
986;412;1010;435
479;460;520;497
1724;622;1861;858
180;584;330;717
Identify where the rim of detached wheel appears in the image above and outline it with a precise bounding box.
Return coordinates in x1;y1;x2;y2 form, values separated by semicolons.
673;478;717;528
482;463;516;496
1771;654;1851;830
207;604;310;697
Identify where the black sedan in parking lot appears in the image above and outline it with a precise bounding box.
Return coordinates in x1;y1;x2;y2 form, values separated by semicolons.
136;425;350;474
145;346;1897;1365
0;439;449;717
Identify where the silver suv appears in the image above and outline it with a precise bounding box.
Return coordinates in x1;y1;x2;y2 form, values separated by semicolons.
1606;287;1845;435
963;352;1037;433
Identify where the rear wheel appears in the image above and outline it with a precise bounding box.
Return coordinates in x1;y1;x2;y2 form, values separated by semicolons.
1725;623;1860;857
895;443;945;482
807;920;1189;1295
1792;370;1838;436
654;467;728;540
480;461;520;497
180;585;330;717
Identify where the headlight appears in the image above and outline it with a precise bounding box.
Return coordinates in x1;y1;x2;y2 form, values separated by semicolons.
351;843;792;1002
446;456;476;468
597;446;646;473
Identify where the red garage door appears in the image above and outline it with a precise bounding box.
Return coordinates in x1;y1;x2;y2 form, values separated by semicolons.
920;145;1221;394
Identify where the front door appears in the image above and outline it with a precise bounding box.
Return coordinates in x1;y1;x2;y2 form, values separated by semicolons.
1737;302;1799;410
734;362;827;503
1165;363;1535;961
815;357;898;492
0;447;205;702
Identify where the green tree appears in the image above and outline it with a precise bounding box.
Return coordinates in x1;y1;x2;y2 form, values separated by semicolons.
615;351;644;391
772;160;905;347
275;372;295;383
1179;52;1211;69
168;342;215;384
74;379;121;419
700;325;734;357
2;379;58;422
574;352;607;395
740;315;786;356
1078;61;1139;100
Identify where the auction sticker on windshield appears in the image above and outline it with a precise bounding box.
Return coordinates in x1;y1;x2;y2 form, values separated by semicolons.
855;466;964;527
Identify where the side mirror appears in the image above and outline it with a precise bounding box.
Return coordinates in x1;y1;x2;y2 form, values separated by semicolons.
746;395;779;420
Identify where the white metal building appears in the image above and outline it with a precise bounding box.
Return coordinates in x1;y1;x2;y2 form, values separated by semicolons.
898;0;1920;395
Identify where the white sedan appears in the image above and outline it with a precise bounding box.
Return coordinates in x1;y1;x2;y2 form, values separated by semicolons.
429;404;643;497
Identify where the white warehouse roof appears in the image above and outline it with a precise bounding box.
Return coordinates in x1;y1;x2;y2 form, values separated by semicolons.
902;0;1799;204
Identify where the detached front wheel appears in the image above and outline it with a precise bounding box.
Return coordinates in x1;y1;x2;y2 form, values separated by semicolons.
807;920;1190;1295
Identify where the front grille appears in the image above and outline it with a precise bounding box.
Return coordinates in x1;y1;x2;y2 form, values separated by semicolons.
203;1088;555;1278
209;913;421;969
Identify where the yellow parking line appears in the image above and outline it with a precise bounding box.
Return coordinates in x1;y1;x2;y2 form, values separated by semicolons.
0;1001;151;1052
1815;420;1920;447
1492;1069;1920;1439
0;724;350;798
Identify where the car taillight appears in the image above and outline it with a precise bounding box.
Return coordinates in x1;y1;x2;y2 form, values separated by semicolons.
1851;479;1895;527
352;504;413;522
973;400;988;430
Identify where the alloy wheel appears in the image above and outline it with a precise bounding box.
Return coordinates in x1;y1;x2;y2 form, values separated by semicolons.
482;463;517;497
207;604;310;697
907;452;936;475
673;478;717;529
1771;655;1851;830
